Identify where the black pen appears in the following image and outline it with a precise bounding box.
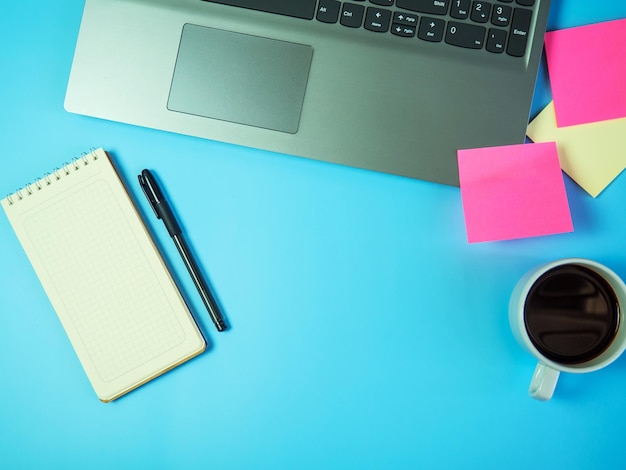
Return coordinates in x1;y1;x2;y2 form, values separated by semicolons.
138;169;227;332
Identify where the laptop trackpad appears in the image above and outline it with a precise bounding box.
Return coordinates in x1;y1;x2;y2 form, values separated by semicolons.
168;24;313;134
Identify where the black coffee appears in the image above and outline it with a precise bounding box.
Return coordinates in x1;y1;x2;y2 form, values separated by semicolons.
524;264;620;365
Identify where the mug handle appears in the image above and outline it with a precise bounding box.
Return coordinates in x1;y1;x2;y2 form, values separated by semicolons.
529;363;560;401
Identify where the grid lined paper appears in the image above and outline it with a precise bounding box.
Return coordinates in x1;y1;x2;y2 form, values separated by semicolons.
23;180;186;381
1;149;205;401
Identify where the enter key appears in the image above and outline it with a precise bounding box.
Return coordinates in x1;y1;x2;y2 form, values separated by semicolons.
507;8;532;57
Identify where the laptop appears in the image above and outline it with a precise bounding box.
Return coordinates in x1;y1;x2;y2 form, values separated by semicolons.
65;0;551;186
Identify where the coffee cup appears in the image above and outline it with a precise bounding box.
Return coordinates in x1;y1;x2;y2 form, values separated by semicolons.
509;258;626;400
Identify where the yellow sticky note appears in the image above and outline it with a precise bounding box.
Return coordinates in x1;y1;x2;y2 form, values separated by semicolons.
527;101;626;197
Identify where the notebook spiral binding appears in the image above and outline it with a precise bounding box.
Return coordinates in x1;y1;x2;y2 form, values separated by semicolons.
6;149;99;206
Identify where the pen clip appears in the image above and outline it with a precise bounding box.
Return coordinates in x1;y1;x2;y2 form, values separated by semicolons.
138;170;161;220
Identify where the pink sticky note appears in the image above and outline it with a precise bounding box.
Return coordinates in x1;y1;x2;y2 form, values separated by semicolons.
544;18;626;127
458;142;573;243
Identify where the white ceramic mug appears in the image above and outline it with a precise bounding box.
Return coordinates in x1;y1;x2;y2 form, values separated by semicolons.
509;258;626;401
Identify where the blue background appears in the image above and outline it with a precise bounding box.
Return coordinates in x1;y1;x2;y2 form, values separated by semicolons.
2;1;626;468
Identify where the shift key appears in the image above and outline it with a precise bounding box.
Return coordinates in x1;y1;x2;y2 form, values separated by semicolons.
507;8;532;57
396;0;450;15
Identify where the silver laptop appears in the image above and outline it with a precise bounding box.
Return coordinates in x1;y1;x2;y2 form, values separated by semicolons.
65;0;551;186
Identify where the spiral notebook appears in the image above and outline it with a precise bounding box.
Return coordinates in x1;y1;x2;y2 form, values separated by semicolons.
0;148;206;402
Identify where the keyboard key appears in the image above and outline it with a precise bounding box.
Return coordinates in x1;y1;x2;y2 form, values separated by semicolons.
516;0;534;5
507;7;531;56
397;0;450;16
201;0;317;20
365;7;392;32
445;21;486;48
491;4;512;26
341;3;365;27
391;24;417;37
418;17;445;42
450;0;470;19
470;1;491;23
394;11;419;26
316;0;341;23
486;28;507;53
370;0;394;5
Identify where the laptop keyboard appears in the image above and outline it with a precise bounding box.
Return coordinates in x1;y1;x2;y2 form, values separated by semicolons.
201;0;537;57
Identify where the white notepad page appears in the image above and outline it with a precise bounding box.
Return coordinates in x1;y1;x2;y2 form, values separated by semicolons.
1;148;205;402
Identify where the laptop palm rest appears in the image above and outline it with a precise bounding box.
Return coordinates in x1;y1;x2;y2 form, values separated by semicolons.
168;24;313;134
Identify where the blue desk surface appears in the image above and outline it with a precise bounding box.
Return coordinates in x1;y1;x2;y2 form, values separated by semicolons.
2;1;626;468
